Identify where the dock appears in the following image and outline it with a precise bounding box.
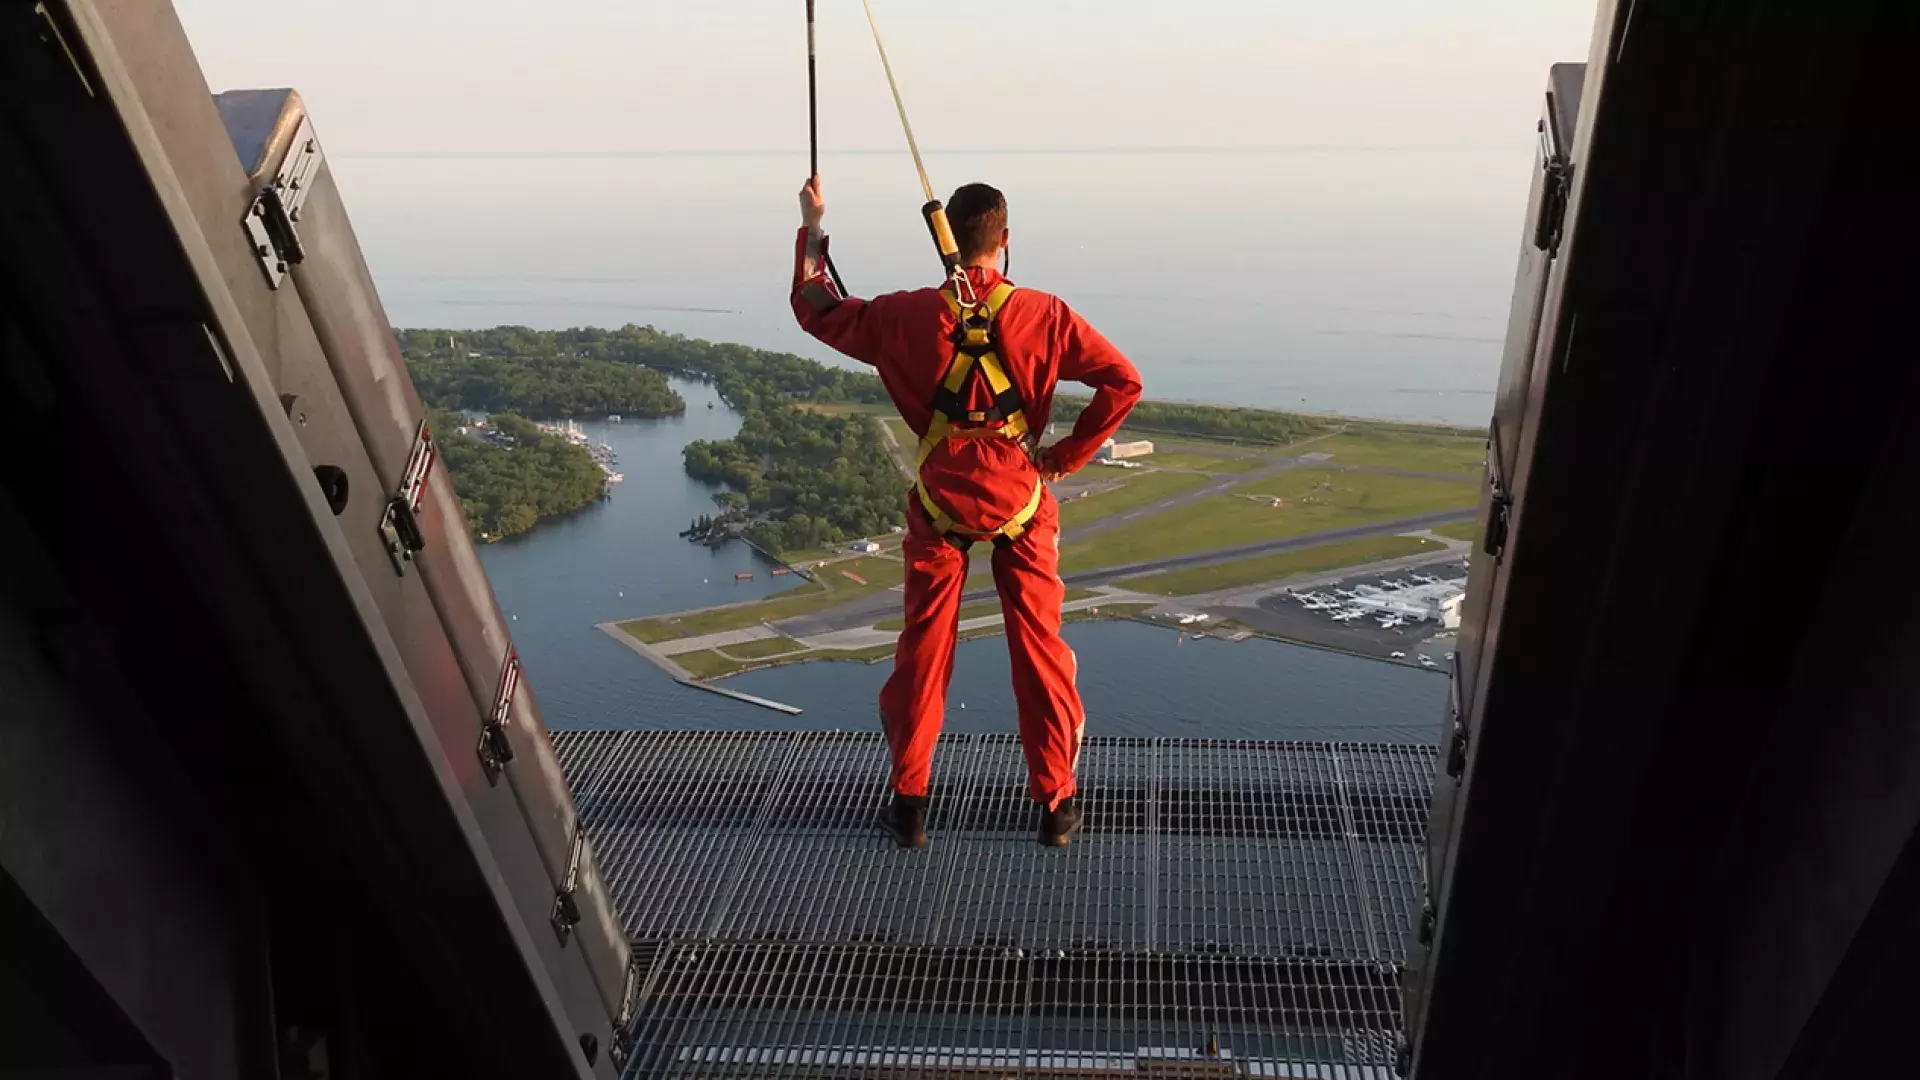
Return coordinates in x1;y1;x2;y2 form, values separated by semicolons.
594;621;805;715
674;678;803;715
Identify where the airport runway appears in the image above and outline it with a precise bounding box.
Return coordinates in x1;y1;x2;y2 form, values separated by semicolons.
771;508;1476;637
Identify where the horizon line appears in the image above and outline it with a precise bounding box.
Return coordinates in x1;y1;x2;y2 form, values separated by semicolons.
338;144;1512;160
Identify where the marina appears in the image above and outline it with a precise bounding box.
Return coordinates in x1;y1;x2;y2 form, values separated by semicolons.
537;417;624;491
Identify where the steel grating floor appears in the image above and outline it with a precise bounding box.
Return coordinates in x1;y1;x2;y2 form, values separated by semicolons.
554;731;1435;1079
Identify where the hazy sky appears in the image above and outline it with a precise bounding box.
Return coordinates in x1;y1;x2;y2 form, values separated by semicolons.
173;0;1598;155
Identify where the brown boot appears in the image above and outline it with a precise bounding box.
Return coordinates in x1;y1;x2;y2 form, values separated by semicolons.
884;793;929;849
1038;796;1083;848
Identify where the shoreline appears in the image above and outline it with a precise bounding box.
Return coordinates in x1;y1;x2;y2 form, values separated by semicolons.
606;607;1436;688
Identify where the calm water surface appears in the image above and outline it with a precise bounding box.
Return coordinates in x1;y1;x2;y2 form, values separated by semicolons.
341;148;1528;425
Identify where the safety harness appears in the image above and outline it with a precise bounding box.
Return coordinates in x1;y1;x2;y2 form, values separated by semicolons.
914;280;1043;545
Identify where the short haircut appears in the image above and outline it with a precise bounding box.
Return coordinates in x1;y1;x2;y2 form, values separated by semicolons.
947;183;1007;261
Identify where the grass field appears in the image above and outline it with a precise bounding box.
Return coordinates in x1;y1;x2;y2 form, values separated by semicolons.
619;618;683;644
797;402;897;417
722;636;805;659
882;417;916;453
674;649;756;680
1431;520;1483;542
1119;535;1446;596
872;588;1097;631
1059;469;1478;574
667;556;900;635
1056;470;1211;530
811;643;897;664
678;600;1160;680
1140;451;1263;473
876;598;1003;633
1311;428;1487;475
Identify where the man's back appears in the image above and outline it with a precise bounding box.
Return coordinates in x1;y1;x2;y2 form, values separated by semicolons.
787;176;1141;850
791;253;1140;531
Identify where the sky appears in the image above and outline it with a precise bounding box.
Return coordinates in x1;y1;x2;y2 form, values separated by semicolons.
172;0;1600;156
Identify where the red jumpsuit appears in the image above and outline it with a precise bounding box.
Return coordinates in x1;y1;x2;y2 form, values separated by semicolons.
791;227;1142;808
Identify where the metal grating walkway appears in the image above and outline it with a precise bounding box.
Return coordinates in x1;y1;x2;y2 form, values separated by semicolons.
554;731;1434;1079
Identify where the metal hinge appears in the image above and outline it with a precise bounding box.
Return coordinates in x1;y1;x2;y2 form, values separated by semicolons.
1446;654;1470;780
476;647;519;784
378;420;435;575
608;958;641;1069
242;113;322;289
551;824;586;944
1531;99;1573;254
1447;722;1471;781
1481;420;1512;561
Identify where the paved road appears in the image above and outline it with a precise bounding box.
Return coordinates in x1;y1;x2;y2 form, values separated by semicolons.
873;416;913;478
1064;458;1309;542
1062;508;1476;586
771;507;1476;637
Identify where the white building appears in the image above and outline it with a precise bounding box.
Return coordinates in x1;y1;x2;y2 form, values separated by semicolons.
1096;438;1155;461
847;540;881;554
1345;580;1467;624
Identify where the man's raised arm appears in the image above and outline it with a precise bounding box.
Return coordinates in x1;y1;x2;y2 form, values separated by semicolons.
1040;302;1144;478
790;176;895;366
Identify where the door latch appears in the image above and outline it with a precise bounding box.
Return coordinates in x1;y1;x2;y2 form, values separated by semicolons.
1482;421;1512;561
477;647;519;784
379;420;435;575
242;113;321;289
552;824;586;943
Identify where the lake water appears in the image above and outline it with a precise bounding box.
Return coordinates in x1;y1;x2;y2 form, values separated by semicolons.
479;379;1446;741
338;148;1530;425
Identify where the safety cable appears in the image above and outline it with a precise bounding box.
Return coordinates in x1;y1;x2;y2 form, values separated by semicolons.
859;0;964;278
860;0;934;204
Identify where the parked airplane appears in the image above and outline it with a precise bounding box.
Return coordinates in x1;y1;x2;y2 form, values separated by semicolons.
1390;651;1407;659
1379;615;1406;629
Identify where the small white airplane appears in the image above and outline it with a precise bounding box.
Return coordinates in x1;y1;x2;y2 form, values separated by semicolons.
1412;574;1439;585
1390;651;1407;659
1418;655;1437;667
1379;615;1406;629
1333;610;1363;623
1334;588;1358;599
1444;652;1456;661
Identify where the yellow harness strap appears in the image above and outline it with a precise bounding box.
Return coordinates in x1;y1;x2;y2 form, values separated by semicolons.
917;474;1044;543
913;281;1041;542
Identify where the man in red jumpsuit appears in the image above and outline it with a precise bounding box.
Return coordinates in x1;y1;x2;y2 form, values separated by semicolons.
790;176;1142;849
